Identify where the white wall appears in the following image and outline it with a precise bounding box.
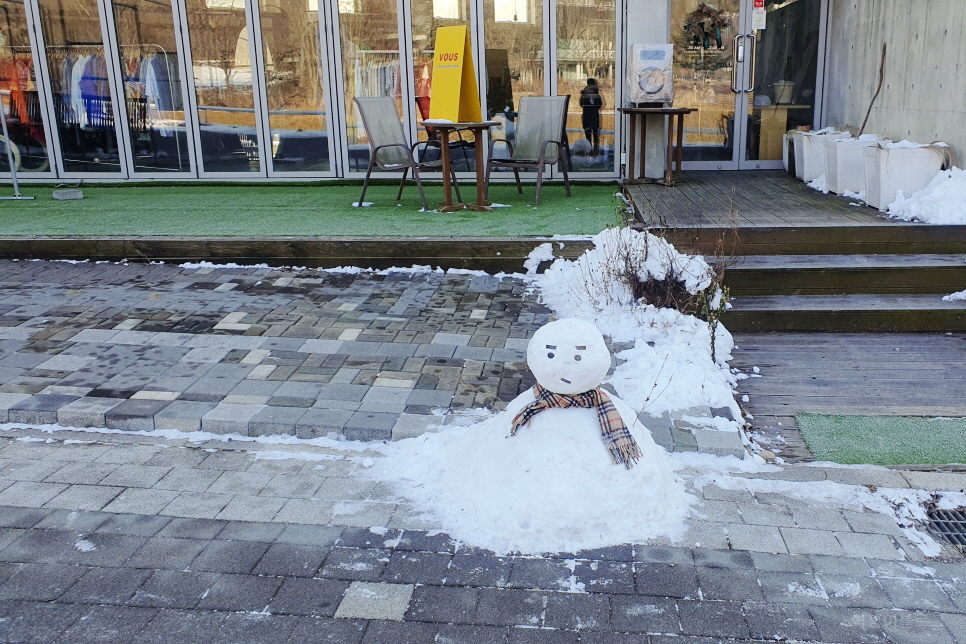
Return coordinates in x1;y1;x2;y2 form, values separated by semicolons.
625;0;671;179
824;0;966;163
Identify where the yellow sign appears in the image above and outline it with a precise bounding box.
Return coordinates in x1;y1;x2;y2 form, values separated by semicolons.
429;25;482;123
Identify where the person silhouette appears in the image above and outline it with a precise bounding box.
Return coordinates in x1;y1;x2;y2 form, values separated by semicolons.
579;78;604;156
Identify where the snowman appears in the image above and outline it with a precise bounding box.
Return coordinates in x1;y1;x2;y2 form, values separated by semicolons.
367;317;692;554
510;317;649;469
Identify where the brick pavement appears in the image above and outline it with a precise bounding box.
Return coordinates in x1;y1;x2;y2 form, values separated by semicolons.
0;259;730;453
1;260;965;643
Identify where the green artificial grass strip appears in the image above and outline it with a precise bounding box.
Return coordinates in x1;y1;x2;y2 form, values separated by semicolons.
0;183;622;238
797;413;966;466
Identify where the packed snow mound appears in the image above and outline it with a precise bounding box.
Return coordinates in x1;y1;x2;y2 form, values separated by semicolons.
537;227;740;419
887;167;966;224
368;390;693;554
538;227;713;326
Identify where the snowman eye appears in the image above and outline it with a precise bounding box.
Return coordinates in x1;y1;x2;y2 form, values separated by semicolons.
547;352;555;359
574;354;581;361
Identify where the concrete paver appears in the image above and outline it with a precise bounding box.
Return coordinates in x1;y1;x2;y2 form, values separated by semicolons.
1;260;965;642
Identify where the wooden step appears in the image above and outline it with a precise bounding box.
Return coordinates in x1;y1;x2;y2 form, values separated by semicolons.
651;225;966;256
724;294;966;333
723;254;966;295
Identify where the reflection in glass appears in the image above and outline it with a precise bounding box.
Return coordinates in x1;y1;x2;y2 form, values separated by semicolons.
113;0;191;172
411;0;469;169
339;0;401;171
483;0;542;151
557;0;615;172
0;0;50;172
38;0;122;172
186;0;260;172
745;0;819;161
258;0;330;172
670;0;738;162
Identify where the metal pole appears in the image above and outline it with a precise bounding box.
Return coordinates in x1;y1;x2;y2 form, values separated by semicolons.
0;93;35;201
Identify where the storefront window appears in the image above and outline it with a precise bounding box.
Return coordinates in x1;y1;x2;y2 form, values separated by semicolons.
113;0;191;173
258;0;330;172
483;0;543;150
186;0;260;172
556;0;615;172
0;0;49;173
38;0;123;173
339;0;401;172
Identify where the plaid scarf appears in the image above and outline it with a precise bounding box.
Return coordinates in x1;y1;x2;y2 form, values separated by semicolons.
511;384;643;469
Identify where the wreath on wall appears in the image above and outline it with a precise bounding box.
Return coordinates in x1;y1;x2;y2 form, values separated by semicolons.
684;3;730;49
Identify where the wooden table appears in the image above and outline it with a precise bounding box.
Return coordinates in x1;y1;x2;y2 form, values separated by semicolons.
618;107;695;185
429;121;499;213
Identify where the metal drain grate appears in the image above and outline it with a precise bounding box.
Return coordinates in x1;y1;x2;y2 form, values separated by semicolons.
927;509;966;549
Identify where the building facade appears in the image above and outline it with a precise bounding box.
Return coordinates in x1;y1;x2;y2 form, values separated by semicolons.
0;0;958;182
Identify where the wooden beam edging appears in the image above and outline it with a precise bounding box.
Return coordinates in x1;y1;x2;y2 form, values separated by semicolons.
0;237;596;273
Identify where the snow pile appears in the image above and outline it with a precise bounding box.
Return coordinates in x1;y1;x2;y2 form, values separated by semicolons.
368;392;694;554
363;227;738;554
943;288;966;302
887;166;966;224
537;227;739;420
807;174;828;194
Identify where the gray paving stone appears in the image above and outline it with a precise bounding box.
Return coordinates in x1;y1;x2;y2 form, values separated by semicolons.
105;399;173;431
635;562;698;599
61;567;154;604
878;578;959;612
53;396;119;428
836;531;903;559
781;527;846;556
677;599;750;639
154;400;219;432
196;573;282;612
201;403;264;434
249;405;307;436
334;581;414;621
476;587;545;627
318;383;369;402
8;394;79;424
744;602;821;641
808;606;890;643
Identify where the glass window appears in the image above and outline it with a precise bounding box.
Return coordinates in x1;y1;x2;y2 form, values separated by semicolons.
339;0;401;172
38;0;123;172
258;0;331;172
557;0;615;172
0;0;50;172
483;0;543;152
113;0;192;173
186;0;260;172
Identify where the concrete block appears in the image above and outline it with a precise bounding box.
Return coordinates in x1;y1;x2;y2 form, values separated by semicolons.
334;581;414;621
691;428;746;459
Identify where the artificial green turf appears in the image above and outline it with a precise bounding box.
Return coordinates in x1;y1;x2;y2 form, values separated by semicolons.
797;413;966;465
0;182;621;237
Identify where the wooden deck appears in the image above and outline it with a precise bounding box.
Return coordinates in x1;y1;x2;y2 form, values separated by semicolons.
625;169;907;229
731;333;966;463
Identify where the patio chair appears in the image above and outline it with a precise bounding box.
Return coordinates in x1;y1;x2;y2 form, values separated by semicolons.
354;96;460;210
484;95;571;206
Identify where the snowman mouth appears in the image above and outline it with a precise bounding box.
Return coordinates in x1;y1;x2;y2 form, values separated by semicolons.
560;378;572;384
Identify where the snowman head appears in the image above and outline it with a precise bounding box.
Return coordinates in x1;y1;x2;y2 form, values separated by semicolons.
526;318;611;395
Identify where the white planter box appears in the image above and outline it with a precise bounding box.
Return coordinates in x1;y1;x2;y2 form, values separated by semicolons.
863;144;945;210
824;137;887;195
799;131;851;183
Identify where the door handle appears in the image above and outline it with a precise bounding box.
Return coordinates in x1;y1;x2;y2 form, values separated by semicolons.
731;34;743;93
746;33;757;93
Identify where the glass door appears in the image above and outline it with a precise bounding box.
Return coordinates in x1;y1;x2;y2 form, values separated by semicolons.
255;0;337;176
736;0;822;169
0;0;53;175
35;0;128;174
670;0;822;170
